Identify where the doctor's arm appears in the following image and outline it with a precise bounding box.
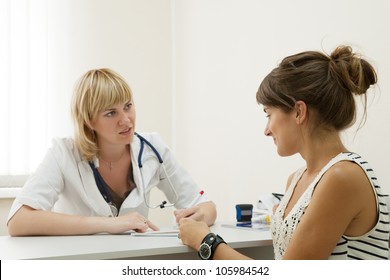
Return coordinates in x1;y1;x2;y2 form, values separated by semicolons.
7;205;157;236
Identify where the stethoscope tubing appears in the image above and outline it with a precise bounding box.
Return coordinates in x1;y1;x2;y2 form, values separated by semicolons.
135;132;163;167
136;132;178;209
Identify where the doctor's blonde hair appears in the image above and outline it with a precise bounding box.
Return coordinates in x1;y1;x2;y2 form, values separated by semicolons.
71;68;133;161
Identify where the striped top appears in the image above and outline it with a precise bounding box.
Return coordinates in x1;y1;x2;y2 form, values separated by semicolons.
271;152;390;260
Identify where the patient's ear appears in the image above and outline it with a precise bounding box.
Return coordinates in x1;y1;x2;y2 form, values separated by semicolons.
294;101;307;124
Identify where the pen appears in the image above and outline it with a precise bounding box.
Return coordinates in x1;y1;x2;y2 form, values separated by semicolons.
188;190;204;207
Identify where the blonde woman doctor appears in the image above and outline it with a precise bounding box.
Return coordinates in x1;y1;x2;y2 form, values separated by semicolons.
7;68;216;236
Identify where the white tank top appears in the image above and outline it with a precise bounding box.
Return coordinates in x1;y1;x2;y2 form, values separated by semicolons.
271;152;389;260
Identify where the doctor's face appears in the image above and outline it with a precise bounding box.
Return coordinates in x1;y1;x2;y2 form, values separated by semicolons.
91;100;136;147
263;106;300;157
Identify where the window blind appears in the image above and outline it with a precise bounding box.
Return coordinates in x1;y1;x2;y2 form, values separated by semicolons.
0;0;48;179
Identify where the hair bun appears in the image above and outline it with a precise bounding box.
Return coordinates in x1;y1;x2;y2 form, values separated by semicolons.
330;45;353;61
329;45;377;95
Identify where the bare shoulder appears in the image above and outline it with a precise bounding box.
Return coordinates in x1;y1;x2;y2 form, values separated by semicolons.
319;160;372;199
325;160;369;186
309;160;372;225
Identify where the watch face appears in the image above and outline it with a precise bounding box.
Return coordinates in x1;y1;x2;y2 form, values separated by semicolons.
199;243;212;260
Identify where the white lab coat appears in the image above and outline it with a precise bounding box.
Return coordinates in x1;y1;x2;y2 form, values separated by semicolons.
7;132;209;221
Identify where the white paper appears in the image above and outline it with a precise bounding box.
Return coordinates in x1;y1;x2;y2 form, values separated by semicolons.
131;229;180;237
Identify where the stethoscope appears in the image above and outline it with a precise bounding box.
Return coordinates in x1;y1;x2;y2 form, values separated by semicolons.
90;132;178;217
135;132;178;209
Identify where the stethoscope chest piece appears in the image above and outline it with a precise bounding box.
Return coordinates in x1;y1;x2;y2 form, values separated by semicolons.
109;202;118;217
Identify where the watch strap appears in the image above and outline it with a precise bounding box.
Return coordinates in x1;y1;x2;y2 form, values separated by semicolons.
198;232;226;260
210;234;226;259
201;232;216;246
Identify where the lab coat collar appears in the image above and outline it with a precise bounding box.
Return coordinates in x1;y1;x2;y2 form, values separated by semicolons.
77;160;113;216
76;135;146;216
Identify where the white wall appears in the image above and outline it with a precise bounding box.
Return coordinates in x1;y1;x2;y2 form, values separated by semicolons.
1;0;390;234
46;0;173;142
173;0;390;222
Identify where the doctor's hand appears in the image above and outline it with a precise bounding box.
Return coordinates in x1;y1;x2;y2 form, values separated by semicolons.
174;201;217;226
174;205;203;223
178;218;210;250
107;212;159;234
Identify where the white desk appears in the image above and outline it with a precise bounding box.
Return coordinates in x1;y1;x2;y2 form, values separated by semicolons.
0;223;273;260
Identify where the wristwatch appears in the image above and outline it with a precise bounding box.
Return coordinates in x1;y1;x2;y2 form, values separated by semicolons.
198;233;226;260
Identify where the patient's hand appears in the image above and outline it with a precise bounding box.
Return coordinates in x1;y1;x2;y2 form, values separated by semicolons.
178;218;210;250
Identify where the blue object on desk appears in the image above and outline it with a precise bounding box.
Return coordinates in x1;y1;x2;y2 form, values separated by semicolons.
235;204;253;222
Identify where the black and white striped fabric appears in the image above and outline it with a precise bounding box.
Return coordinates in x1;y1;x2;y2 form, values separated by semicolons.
328;153;389;260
